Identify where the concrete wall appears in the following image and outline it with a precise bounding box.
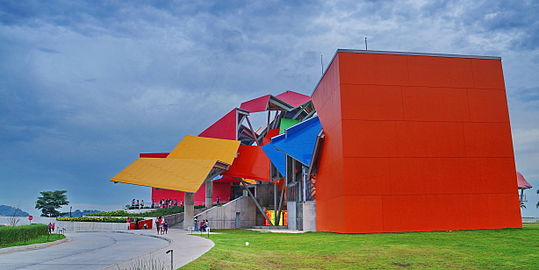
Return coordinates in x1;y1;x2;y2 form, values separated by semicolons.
303;201;317;232
195;196;255;229
125;208;155;214
287;201;296;230
54;221;129;232
286;201;316;231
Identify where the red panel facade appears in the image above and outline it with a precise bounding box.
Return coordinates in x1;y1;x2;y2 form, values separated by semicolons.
223;145;271;181
151;182;231;206
313;51;521;233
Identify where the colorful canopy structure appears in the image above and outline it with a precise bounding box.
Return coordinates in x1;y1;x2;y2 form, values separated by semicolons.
240;94;295;112
198;108;250;141
269;116;322;166
279;118;300;134
517;172;533;189
110;50;523;234
110;158;219;193
224;145;271;181
167;136;240;165
261;137;287;175
275;91;311;107
110;136;240;192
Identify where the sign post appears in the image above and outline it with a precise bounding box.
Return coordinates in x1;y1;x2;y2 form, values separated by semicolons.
28;215;33;224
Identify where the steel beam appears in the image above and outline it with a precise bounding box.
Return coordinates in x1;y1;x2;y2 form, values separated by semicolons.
235;177;274;226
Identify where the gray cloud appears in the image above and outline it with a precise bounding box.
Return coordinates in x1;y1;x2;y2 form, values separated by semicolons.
1;0;538;216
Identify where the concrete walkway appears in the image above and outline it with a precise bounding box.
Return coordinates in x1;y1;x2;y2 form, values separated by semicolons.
105;229;214;269
0;231;169;270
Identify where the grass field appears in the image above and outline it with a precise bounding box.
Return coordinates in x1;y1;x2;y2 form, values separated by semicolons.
183;223;539;270
0;233;65;249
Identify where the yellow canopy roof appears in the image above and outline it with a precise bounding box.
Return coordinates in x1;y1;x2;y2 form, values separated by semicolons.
110;158;218;193
168;136;240;164
110;136;241;193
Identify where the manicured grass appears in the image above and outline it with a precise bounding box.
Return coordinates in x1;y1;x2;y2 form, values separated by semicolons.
183;224;539;269
0;224;49;245
0;233;65;249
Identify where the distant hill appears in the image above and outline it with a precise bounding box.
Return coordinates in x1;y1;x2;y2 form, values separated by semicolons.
0;205;30;216
61;209;103;217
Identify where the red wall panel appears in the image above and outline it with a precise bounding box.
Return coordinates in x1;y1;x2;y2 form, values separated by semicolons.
313;50;521;233
152;182;232;206
223;145;270;181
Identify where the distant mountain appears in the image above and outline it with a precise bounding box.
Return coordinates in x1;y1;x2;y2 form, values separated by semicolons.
61;209;103;217
0;205;30;216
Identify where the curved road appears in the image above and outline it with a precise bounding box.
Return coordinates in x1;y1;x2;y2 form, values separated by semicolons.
0;232;169;270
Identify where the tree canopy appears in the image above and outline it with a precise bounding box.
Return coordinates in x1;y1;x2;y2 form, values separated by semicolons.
35;190;69;217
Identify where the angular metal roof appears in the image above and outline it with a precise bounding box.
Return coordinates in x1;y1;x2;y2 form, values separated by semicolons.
271;116;323;166
517;172;533;189
110;136;240;192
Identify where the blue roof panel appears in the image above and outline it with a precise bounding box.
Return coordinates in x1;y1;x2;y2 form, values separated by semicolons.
272;116;322;166
261;143;286;176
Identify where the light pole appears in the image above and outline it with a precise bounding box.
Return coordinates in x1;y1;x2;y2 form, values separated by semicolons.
69;206;72;217
166;249;173;270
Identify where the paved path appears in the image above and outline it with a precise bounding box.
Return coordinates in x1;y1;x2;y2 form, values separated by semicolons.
0;231;168;270
105;229;214;269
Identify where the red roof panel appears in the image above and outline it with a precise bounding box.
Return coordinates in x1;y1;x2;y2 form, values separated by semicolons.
199;109;237;140
239;95;271;112
276;91;311;107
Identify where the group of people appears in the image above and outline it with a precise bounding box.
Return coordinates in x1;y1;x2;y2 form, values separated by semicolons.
155;216;169;234
193;217;210;232
47;222;55;233
153;199;182;208
131;199;145;209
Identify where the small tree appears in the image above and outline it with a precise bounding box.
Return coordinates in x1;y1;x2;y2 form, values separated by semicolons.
35;190;69;217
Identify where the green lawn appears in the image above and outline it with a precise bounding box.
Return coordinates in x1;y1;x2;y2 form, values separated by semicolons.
0;234;65;249
183;224;539;270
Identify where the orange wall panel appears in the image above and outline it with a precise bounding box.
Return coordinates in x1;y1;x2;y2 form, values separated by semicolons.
407;56;474;88
467;89;510;122
341;84;404;120
344;195;383;233
312;50;520;233
471;59;506;89
342;158;390;196
340;52;409;85
463;122;514;157
402;86;469;122
312;54;345;232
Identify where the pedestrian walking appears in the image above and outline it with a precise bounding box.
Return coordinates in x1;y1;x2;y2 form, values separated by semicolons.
163;220;169;234
155;217;160;234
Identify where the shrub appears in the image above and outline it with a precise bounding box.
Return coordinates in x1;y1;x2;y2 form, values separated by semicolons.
56;217;142;223
87;210;128;217
0;224;48;245
87;205;206;217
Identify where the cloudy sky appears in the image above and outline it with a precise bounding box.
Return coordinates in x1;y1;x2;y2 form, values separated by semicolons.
1;0;538;217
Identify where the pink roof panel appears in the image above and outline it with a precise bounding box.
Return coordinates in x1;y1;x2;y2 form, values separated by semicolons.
198;109;237;140
240;95;271;112
517;172;533;189
275;91;311;107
